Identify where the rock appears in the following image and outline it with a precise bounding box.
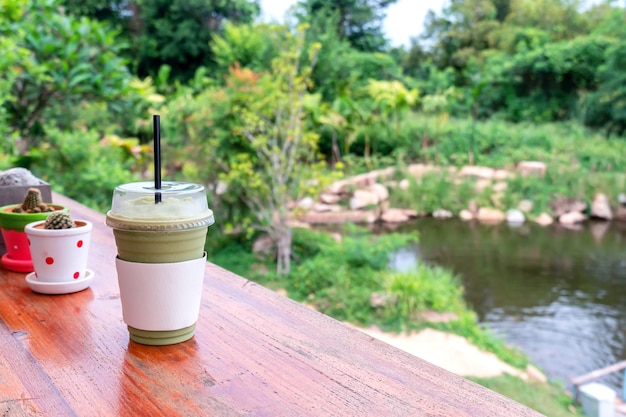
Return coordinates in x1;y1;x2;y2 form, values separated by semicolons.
459;210;474;221
617;205;626;222
370;292;397;308
407;164;437;178
590;193;613;220
476;208;505;223
327;179;350;194
313;203;342;212
493;169;511;180
319;193;341;204
296;196;315;210
286;220;311;229
534;213;554;226
474;178;491;192
506;209;525;225
619;193;626;206
460;165;495;179
417;311;459;323
559;211;586;225
551;196;586;218
493;181;508;193
302;210;379;224
381;208;419;223
433;209;453;219
0;168;41;186
399;178;410;190
349;189;380;210
367;183;389;203
517;199;534;213
525;365;547;383
374;167;396;181
252;234;274;257
516;161;547;177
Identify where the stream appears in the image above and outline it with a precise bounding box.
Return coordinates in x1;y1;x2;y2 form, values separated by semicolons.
390;218;626;389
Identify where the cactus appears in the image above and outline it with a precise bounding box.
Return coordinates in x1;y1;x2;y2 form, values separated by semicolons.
44;211;76;229
12;188;54;213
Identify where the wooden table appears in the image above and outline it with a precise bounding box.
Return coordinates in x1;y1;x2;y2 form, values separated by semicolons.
0;194;544;416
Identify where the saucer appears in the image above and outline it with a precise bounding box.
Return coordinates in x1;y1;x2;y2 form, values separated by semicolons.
25;269;95;295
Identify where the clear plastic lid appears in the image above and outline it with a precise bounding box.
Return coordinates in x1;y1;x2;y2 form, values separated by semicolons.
105;181;215;231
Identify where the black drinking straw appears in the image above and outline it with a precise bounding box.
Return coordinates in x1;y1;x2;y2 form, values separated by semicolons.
153;115;162;203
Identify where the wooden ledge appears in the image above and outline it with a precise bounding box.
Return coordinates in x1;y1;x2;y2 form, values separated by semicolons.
0;193;544;416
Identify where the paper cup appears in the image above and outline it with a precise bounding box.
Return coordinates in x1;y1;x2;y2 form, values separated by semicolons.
115;254;206;345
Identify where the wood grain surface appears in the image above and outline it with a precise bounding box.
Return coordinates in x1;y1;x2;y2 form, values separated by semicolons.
0;193;545;416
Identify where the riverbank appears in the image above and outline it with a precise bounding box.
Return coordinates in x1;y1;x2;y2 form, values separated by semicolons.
353;325;541;380
349;324;583;416
293;162;625;229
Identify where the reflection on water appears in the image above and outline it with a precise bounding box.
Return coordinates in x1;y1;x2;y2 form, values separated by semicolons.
391;218;626;389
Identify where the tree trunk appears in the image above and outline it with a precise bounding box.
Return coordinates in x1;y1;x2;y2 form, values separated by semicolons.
332;131;341;164
275;226;292;276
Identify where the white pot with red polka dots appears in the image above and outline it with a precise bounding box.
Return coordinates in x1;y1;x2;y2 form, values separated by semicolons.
24;220;93;294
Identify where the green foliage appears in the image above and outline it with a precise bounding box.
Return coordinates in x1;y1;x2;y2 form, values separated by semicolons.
583;39;626;136
288;226;414;299
296;0;398;52
469;375;580;417
291;226;338;260
63;0;261;83
28;127;138;212
479;36;613;122
205;235;263;280
383;265;464;317
211;22;281;80
0;0;134;153
390;171;480;215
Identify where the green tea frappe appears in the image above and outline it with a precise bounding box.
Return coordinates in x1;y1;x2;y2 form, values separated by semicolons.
106;181;215;345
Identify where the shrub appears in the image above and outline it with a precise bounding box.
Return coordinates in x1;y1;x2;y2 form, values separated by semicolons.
383;264;465;319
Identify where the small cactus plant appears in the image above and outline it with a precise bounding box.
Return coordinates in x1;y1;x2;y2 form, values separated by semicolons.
44;211;76;229
12;188;54;213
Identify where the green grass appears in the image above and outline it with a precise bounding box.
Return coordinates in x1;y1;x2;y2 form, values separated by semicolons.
469;374;580;417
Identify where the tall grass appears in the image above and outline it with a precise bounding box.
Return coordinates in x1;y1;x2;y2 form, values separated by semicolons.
394;114;626;174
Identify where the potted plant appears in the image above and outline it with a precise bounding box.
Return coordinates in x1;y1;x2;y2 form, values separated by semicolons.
0;188;68;272
24;211;94;295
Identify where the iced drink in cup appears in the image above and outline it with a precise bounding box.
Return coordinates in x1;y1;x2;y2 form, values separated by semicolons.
106;181;215;345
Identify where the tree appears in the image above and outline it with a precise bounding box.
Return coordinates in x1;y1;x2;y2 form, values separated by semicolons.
583;39;626;136
296;0;397;52
366;79;418;134
211;22;281;81
421;0;501;71
133;0;260;82
221;26;322;275
60;0;261;82
163;25;323;275
0;0;134;154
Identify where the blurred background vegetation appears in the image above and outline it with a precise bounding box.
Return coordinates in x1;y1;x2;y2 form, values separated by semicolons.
2;0;625;213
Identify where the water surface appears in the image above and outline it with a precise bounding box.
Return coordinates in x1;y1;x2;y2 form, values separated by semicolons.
391;218;626;389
